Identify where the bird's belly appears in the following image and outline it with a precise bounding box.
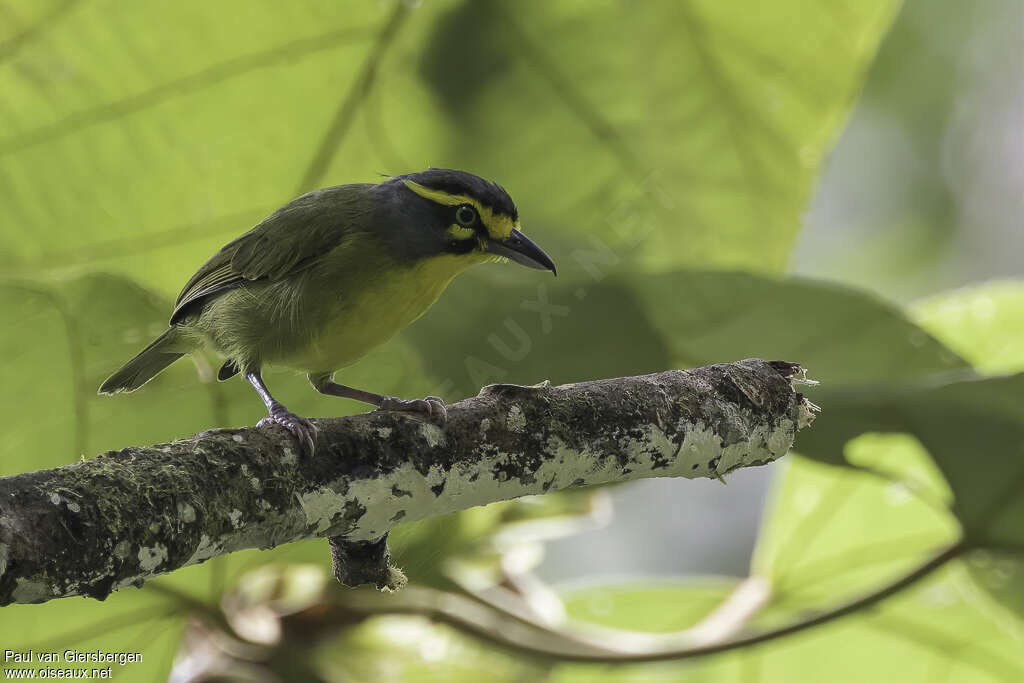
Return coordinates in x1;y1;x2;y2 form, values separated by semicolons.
283;257;469;374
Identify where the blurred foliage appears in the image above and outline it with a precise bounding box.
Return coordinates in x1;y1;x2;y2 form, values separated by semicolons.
409;269;967;399
912;283;1024;619
794;0;1024;303
3;0;1023;682
0;0;899;283
913;281;1024;375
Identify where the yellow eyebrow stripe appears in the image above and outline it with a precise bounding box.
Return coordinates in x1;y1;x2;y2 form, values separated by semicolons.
402;179;473;208
403;179;517;240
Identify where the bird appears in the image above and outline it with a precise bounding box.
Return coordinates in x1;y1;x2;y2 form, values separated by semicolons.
99;169;556;453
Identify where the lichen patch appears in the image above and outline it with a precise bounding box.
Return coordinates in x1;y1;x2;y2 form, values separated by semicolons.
186;534;219;566
178;502;197;523
420;424;445;448
506;405;526;433
113;540;131;560
137;544;168;572
12;578;49;603
767;419;797;456
798;401;819;428
298;487;349;533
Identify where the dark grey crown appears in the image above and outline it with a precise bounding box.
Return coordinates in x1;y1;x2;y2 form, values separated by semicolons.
396;168;517;220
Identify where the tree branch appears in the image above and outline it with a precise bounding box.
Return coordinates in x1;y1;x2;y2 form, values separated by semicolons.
0;358;815;606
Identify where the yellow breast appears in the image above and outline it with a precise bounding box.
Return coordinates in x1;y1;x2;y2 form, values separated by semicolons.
285;253;485;374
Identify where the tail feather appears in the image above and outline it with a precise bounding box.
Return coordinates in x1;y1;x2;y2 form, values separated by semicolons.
99;328;186;394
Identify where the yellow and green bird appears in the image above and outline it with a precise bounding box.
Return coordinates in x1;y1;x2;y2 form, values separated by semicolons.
99;169;556;452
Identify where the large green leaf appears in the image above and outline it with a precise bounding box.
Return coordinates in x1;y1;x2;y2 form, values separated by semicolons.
911;282;1024;616
0;588;185;681
912;280;1024;375
0;0;900;295
742;451;1024;683
405;0;902;272
557;581;744;683
406;269;968;398
795;373;1024;545
752;438;957;587
789;283;1024;555
743;281;1024;677
0;273;431;473
556;557;1024;682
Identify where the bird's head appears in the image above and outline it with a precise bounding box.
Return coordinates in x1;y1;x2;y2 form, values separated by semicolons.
375;169;556;275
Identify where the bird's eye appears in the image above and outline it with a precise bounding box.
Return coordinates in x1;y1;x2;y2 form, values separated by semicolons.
455;204;477;227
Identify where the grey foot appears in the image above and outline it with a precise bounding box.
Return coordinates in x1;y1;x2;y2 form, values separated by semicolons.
378;395;447;423
258;408;318;454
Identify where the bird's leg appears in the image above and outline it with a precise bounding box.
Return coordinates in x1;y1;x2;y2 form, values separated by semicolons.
309;373;446;422
247;369;317;454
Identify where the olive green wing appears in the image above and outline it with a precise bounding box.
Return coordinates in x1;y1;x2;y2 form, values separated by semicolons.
170;186;370;324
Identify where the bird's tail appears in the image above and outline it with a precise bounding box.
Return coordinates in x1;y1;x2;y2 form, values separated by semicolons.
98;327;188;394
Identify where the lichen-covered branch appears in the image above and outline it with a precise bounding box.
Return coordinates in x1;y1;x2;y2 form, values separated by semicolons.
0;359;815;606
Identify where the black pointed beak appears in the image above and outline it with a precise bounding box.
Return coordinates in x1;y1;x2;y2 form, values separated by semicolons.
486;229;557;275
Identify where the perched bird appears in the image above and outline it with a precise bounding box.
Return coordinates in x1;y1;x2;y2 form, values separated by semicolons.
100;169;556;453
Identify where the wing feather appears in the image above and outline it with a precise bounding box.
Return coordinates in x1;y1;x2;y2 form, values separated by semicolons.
170;185;371;324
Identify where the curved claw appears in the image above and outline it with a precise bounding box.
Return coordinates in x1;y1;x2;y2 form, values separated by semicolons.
258;408;318;455
378;395;447;423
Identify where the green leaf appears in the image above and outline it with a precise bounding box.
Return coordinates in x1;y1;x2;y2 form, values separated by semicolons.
0;589;185;681
630;271;968;385
911;281;1024;616
0;274;256;680
407;269;968;400
743;280;1024;664
561;579;737;632
0;3;386;291
795;373;1024;548
559;567;1024;682
404;268;674;398
752;445;958;594
912;280;1024;375
907;282;1024;548
963;550;1024;621
558;581;747;683
0;274;220;473
747;454;1024;682
409;0;902;272
789;282;1024;551
752;574;1024;683
317;615;552;683
0;0;900;292
749;279;1024;659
